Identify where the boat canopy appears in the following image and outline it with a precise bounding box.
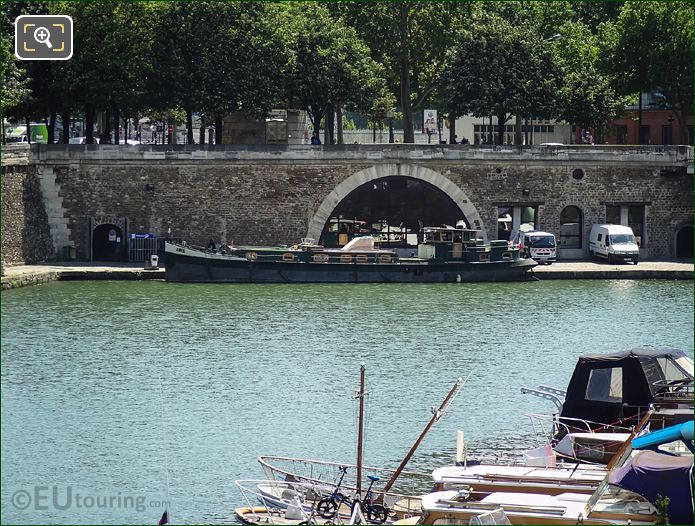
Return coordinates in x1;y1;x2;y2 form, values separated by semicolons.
608;450;694;524
341;236;376;252
560;348;693;428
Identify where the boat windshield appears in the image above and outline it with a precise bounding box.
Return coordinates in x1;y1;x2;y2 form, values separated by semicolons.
674;355;694;377
587;482;656;518
528;235;555;248
609;234;636;245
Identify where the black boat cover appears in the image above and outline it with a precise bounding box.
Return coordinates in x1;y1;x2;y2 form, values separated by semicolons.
559;348;691;428
608;450;694;524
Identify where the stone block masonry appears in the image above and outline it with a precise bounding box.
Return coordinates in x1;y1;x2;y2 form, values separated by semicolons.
3;144;693;262
1;147;54;264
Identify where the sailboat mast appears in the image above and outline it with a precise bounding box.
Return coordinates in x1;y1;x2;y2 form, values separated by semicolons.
381;377;464;495
356;362;366;497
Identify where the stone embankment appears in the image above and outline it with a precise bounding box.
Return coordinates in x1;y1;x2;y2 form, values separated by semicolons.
1;263;164;290
1;260;691;290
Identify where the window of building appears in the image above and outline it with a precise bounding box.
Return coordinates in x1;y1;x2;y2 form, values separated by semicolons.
604;204;647;248
560;206;582;248
661;124;673;145
639;125;651;145
628;205;644;247
606;205;621;225
616;125;628;144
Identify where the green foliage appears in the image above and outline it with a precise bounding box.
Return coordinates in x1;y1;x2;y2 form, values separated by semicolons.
600;2;694;137
1;35;30;110
282;2;387;130
654;494;670;525
439;12;561;124
553;21;630;133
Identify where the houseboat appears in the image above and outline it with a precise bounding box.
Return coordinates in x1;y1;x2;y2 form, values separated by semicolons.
164;226;537;283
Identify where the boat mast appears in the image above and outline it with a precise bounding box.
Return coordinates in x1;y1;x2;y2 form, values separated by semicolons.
381;376;465;495
356;362;366;497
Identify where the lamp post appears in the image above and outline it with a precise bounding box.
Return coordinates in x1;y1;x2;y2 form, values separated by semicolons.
387;110;394;143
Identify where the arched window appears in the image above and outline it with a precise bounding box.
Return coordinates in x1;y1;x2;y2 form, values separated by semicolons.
560;206;582;249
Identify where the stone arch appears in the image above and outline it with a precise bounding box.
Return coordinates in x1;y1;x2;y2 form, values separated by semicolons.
307;164;487;242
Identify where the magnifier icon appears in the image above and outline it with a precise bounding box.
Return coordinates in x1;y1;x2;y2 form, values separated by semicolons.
33;26;53;49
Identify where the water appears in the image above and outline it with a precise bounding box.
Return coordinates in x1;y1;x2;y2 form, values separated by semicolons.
1;279;692;524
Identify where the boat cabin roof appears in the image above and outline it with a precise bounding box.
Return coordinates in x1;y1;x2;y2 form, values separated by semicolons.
560;348;693;425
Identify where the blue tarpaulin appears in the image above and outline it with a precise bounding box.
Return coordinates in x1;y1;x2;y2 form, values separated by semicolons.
609;450;693;524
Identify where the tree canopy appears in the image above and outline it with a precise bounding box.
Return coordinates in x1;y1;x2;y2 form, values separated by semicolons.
2;0;692;145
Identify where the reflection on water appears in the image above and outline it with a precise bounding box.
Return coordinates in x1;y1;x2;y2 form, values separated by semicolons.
1;280;692;524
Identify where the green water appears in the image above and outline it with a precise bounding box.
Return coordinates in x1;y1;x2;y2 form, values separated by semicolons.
1;279;693;524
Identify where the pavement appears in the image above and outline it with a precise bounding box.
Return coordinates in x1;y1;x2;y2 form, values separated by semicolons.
1;260;692;290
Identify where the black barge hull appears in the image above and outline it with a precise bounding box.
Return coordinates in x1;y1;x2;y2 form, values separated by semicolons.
165;246;536;284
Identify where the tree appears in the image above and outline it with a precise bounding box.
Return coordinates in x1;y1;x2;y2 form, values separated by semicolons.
341;2;473;143
553;21;630;141
193;1;287;144
439;13;562;145
1;35;30;112
282;3;387;143
600;2;693;140
61;1;154;143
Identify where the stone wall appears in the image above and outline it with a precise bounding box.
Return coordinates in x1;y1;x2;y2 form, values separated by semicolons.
1;147;54;264
6;144;694;261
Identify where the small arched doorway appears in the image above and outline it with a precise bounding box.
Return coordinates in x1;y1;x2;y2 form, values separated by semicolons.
675;225;693;259
92;224;126;261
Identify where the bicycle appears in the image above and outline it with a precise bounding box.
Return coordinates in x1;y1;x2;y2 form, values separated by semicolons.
316;466;351;519
361;475;389;524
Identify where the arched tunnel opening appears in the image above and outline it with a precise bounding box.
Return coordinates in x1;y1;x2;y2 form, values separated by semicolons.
319;176;467;250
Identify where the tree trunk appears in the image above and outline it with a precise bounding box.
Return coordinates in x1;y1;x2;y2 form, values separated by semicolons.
124;113;129;140
336;104;343;144
199;121;205;145
325;104;334;145
449;110;457;144
48;109;57;144
186;108;194;144
102;110;112;144
114;104;120;145
214;113;222;144
497;113;506;145
399;4;414;143
514;114;522;146
85;104;95;144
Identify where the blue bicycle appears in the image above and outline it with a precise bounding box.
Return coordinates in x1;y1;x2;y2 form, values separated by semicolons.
316;466;351;519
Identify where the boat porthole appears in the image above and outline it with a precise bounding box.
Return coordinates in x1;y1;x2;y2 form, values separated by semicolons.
356;255;368;263
282;252;295;261
341;255;352;263
313;253;329;262
502;251;511;260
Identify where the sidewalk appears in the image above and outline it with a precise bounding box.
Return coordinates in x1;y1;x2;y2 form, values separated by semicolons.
1;260;691;290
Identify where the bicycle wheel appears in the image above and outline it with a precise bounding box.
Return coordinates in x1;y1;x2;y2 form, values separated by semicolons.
367;504;389;524
317;498;338;519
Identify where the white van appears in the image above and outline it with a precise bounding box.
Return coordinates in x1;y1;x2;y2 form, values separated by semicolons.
509;229;557;264
589;224;639;264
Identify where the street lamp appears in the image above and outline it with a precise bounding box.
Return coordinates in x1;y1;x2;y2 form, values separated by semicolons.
387;110;394;143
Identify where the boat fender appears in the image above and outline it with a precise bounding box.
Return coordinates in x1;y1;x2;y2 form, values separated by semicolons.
246;252;257;261
456;274;462;283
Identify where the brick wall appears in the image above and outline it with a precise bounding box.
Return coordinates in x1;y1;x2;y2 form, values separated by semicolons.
3;145;693;261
